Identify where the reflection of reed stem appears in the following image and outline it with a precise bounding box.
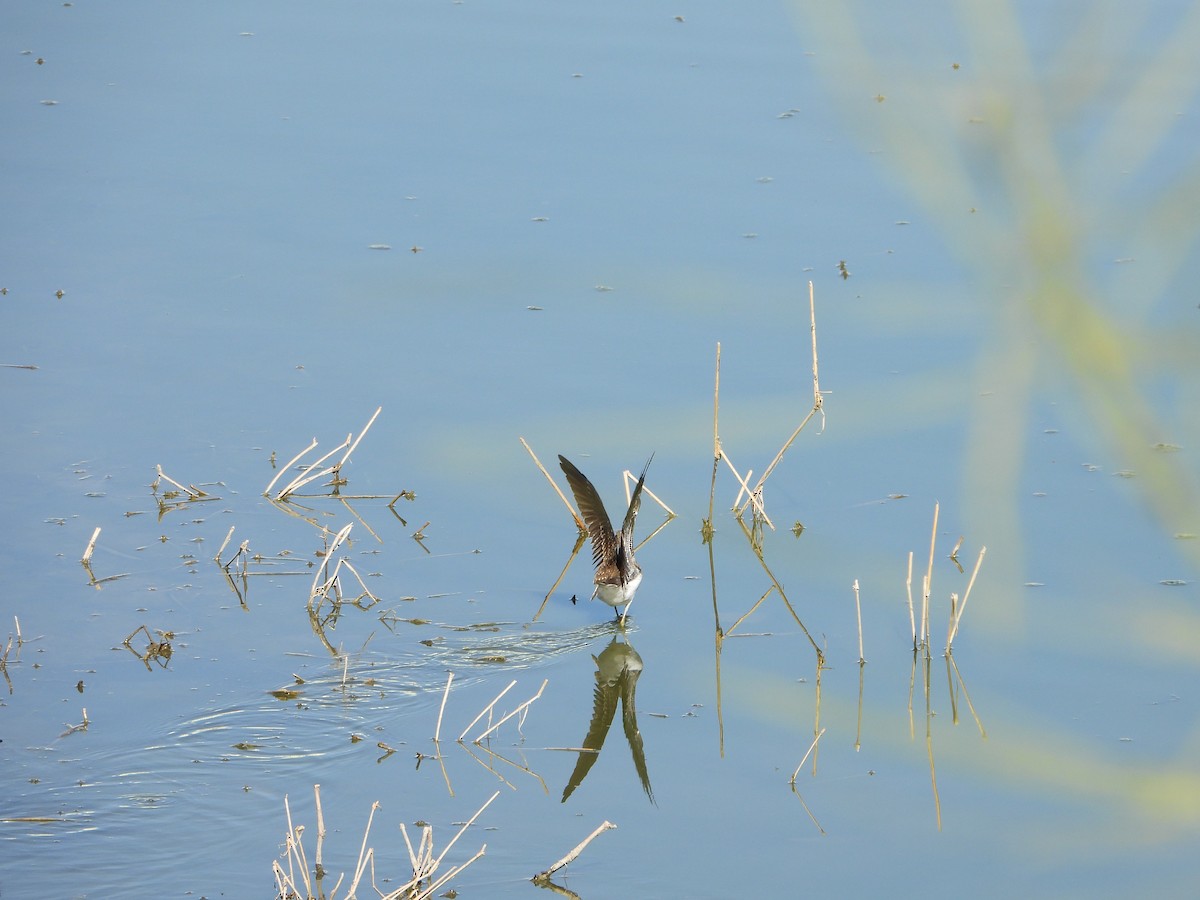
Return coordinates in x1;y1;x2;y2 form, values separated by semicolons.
789;727;827;783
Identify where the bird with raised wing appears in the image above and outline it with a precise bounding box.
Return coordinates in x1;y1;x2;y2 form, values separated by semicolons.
558;454;653;621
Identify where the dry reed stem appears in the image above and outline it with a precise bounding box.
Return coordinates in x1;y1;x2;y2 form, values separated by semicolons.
735;282;823;517
520;436;585;531
853;579;865;663
472;679;547;743
946;545;986;651
343;795;377;896
712;341;721;459
628;477;676;518
337;559;379;604
279;793;308;895
276;436;351;498
922;502;939;646
314;783;329;880
268;407;380;500
707;343;722;538
214;525;235;563
945;593;958;654
533;820;617;881
154;464;207;499
788;727;827;784
435;671;454;742
81;526;101;563
808;281;822;412
338;405;381;470
723;451;771;525
264;437;318;497
310;522;354;600
457;680;517;742
431;790;498;871
905;551;916;648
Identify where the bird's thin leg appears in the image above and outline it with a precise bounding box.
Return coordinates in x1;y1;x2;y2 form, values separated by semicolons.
620;597;636;623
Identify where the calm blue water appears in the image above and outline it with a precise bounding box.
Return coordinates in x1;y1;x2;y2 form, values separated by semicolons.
3;2;1199;898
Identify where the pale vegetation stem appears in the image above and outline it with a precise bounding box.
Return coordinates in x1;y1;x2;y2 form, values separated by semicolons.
533;820;618;881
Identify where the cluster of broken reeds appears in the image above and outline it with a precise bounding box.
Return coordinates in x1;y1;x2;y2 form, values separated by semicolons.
691;284;989;832
905;501;987;657
700;283;827;770
273;784;497;900
273;670;616;898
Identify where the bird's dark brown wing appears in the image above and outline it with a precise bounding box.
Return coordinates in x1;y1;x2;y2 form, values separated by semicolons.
559;455;616;569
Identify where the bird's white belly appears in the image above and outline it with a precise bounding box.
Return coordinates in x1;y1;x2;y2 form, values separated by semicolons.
595;569;642;607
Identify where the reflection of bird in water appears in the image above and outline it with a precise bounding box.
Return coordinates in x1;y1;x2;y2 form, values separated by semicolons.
558;454;653;621
561;636;654;804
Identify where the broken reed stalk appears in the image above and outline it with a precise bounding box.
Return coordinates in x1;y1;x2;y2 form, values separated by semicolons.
520;436;585;531
337;558;379;604
155;464;206;499
266;407;383;500
315;785;334;893
706;342;722;539
922;502;939;646
629;478;677;519
276;436;352;498
310;522;354;600
337;405;382;472
724;452;771;525
533;820;617;882
274;786;495;900
427;791;498;875
278;793;310;896
472;679;547;743
712;341;721;460
81;526;101;563
945;593;958;653
457;680;517;742
342;801;377;898
946;545;987;652
435;671;454;742
735;282;823;518
853;579;865;663
264;437;318;497
905;551;916;649
789;727;827;784
214;525;235;563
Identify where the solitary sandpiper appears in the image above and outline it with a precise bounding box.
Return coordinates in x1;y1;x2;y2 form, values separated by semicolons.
558;454;653;621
